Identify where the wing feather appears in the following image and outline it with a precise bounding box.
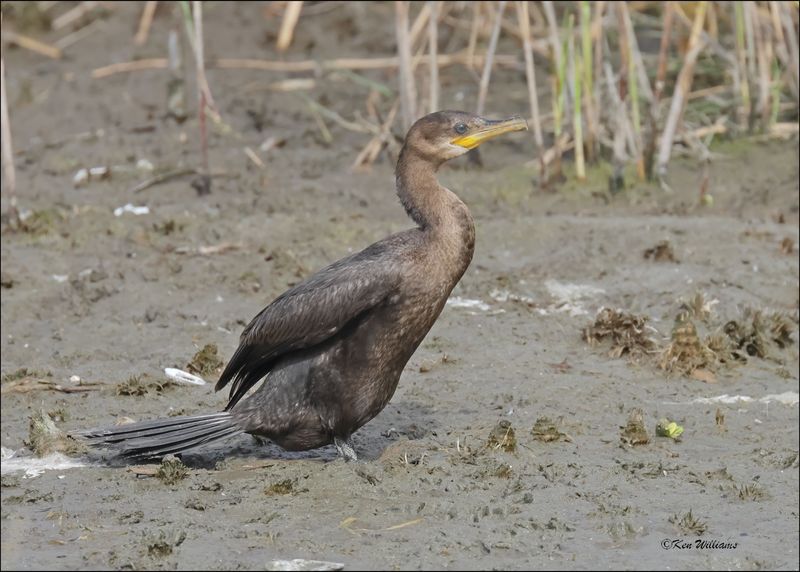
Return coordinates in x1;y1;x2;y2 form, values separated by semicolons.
216;246;401;410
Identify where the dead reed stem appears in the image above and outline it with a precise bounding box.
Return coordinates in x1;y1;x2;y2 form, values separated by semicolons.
1;51;18;220
778;2;799;103
277;1;304;52
657;2;708;181
428;1;439;112
396;1;417;130
515;1;544;156
476;0;506;115
644;2;673;180
579;0;597;163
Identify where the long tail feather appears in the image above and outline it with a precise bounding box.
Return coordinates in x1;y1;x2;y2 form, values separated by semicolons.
74;412;242;459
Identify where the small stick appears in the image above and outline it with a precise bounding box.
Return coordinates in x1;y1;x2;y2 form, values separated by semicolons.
3;29;62;59
52;1;100;30
428;1;439;113
134;1;158;46
657;3;708;180
92;58;168;79
244;147;265;169
1;50;19;222
396;1;416;131
131;168;197;194
54;18;104;51
476;1;507;115
276;1;304;52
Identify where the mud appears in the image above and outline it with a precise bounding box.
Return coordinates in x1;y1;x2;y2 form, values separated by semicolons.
1;3;799;570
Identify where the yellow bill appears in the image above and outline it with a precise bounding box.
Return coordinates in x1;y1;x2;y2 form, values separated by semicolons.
451;116;529;149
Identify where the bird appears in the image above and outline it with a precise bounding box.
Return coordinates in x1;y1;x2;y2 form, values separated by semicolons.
76;111;528;462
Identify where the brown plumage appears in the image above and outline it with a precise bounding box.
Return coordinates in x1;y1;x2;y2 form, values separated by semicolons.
76;111;527;461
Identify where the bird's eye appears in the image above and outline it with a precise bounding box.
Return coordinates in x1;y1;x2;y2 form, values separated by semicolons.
454;123;468;134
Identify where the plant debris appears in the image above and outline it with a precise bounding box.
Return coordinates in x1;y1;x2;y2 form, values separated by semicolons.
670;510;708;536
116;374;176;396
146;529;186;558
659;313;720;375
643;240;678;262
155;454;189;485
583;308;657;358
26;410;86;457
186;343;224;376
620;408;649;447
679;292;718;323
655;419;684;440
486;420;517;453
531;417;568;443
723;310;795;359
265;479;296;496
737;483;767;501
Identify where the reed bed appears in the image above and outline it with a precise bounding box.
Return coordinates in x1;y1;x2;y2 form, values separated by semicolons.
1;1;798;209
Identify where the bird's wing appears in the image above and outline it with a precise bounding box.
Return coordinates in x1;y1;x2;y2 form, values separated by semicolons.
215;246;402;410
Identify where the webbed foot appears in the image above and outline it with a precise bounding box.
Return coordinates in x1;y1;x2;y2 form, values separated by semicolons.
334;436;358;462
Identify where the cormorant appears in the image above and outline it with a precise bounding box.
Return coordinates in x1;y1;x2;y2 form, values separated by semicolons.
77;111;527;461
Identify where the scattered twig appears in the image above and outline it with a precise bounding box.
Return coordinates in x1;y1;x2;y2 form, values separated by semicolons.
244;147;264;169
276;1;304;52
92;58;168;79
131;168;198;194
53;18;105;51
3;29;62;59
52;1;101;31
134;1;158;46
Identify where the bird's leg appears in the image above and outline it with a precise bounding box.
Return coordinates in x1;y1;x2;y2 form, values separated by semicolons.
334;436;358;462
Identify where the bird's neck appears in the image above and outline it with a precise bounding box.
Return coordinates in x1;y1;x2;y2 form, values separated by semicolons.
395;148;475;240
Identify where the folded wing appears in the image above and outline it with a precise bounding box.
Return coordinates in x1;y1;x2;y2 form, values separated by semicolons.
216;245;401;410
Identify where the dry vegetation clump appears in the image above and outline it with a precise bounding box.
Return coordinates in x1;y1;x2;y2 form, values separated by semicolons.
155;454;189;485
585;292;796;380
620;408;649;446
26;410;86;457
659;312;721;375
531;417;568;443
116;374;176;396
486;420;517;453
186;343;224;376
582;308;658;359
643;240;678;263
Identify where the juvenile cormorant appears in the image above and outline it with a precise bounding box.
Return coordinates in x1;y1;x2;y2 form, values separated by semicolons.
77;111;527;461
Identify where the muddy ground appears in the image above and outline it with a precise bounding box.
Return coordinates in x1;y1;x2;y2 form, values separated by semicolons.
1;3;798;570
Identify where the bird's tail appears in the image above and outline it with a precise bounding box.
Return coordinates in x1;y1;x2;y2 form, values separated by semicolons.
74;412;242;459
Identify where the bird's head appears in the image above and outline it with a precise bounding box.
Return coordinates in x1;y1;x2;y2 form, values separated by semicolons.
403;111;528;164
